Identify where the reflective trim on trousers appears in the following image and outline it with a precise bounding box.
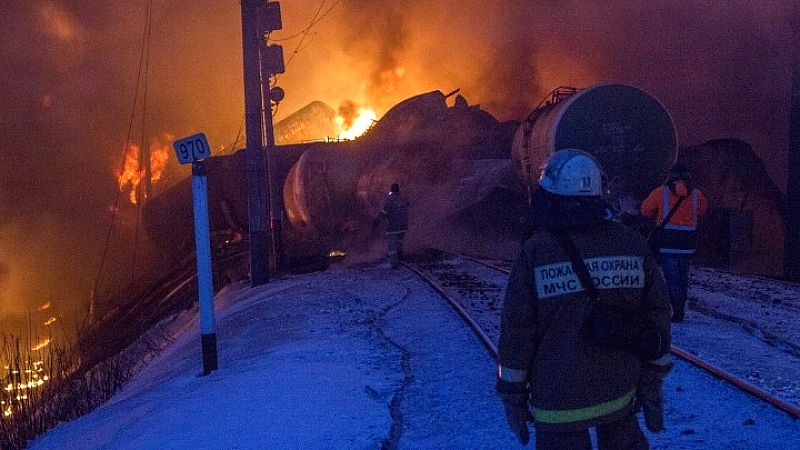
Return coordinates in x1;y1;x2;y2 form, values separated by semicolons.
662;223;696;231
532;389;636;424
498;365;528;383
660;248;695;255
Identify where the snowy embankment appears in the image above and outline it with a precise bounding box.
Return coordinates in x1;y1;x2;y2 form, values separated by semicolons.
29;266;517;449
28;263;800;449
677;267;800;410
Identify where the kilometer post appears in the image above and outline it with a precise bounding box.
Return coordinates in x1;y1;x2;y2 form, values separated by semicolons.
174;133;218;374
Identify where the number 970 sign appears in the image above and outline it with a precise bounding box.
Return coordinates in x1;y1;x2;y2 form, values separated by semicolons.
173;133;211;164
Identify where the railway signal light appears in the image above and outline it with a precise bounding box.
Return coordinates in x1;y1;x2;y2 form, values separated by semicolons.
259;1;282;34
262;43;285;75
269;86;285;103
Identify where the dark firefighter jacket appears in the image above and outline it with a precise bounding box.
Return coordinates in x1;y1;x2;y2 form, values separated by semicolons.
640;180;709;254
381;192;409;234
497;220;671;430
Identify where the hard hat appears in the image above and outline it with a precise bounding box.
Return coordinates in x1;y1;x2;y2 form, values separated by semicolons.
538;149;604;196
668;163;691;184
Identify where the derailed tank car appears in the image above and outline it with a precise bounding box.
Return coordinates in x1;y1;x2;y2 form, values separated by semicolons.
282;91;525;260
143;84;680;270
512;84;678;210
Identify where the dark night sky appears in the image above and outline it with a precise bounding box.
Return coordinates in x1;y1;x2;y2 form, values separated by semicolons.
0;0;794;332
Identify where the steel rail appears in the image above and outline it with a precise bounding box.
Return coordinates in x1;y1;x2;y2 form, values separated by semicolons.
670;345;800;418
402;262;499;360
429;251;800;420
158;250;249;305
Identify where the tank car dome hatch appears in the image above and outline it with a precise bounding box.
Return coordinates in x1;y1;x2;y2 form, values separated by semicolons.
512;84;677;202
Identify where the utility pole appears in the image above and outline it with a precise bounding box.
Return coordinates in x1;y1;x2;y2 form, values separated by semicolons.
260;29;286;272
241;0;270;286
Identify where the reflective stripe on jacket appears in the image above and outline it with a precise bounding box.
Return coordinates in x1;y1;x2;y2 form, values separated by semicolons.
641;181;708;254
532;389;636;425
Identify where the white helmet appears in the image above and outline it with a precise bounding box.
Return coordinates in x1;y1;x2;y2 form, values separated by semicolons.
538;149;604;196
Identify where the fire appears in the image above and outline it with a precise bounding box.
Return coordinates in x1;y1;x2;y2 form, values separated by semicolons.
336;102;377;140
116;133;172;204
118;146;144;204
2;361;49;417
43;317;57;326
31;339;51;351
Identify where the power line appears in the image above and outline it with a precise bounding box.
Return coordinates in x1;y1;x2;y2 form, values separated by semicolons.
89;0;154;324
131;0;154;292
278;0;343;72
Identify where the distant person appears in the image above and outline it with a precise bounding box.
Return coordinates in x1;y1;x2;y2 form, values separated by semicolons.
377;183;409;269
497;149;672;449
641;163;709;322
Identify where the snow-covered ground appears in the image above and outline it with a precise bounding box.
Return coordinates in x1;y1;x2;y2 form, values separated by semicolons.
28;263;800;449
681;268;800;408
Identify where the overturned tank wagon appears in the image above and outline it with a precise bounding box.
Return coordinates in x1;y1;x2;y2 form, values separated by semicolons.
142;100;342;260
143;85;684;269
282;90;526;260
512;84;678;208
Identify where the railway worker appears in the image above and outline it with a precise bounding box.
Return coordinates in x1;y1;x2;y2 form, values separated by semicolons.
378;183;409;269
496;149;672;449
640;163;709;323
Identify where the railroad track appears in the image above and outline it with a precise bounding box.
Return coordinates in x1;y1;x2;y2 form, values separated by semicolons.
402;250;800;420
78;248;249;371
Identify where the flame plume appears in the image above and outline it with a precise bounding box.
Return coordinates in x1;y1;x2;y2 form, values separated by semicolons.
116;134;172;204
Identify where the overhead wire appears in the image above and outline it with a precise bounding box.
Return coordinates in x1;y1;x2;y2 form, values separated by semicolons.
267;0;341;122
222;114;245;155
281;0;333;69
270;0;341;43
131;0;154;293
89;0;154;325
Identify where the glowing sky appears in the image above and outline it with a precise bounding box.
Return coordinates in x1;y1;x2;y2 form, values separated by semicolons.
0;0;794;331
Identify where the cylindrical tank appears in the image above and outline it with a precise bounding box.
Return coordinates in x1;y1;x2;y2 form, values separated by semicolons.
274;101;339;144
282;90;510;245
512;84;677;203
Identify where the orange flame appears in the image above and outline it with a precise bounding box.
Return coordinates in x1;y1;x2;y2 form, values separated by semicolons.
116;133;173;204
31;339;50;351
336;101;378;140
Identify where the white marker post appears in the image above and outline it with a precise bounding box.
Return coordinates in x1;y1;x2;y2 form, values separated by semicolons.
173;132;217;374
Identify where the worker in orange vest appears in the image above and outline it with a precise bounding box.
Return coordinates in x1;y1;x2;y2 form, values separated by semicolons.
641;163;709;322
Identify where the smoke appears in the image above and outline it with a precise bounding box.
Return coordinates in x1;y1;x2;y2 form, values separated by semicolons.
295;0;792;186
336;100;360;130
0;0;794;334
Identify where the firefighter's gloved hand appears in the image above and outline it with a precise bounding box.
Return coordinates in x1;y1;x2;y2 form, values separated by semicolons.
637;354;673;432
501;397;531;445
632;324;667;361
497;379;531;445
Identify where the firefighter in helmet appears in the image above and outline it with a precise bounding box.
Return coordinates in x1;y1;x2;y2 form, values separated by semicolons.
377;183;409;269
497;149;672;449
